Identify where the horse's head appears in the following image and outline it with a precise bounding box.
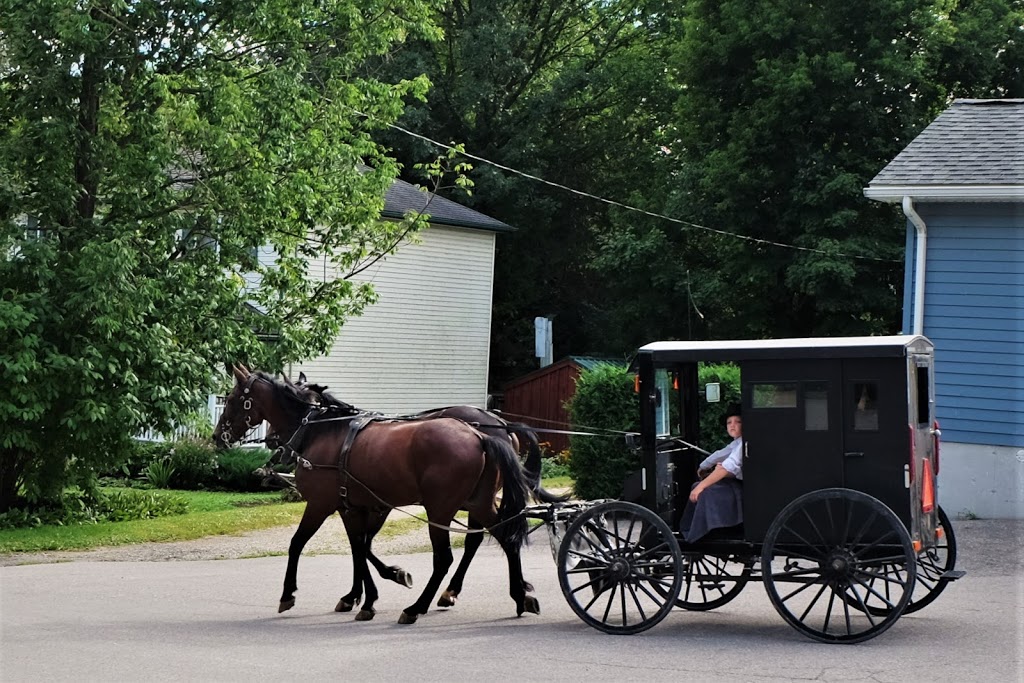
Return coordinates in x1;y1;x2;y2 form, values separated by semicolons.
212;364;273;449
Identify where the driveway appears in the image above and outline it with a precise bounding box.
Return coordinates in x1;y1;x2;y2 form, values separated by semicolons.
1;518;1021;682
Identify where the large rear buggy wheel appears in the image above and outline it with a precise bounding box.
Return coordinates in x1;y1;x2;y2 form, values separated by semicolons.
673;552;752;611
761;488;917;644
557;501;682;635
855;505;957;616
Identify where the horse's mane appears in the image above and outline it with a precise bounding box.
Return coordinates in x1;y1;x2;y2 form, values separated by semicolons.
269;373;361;416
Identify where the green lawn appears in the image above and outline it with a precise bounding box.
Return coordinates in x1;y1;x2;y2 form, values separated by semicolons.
0;480;569;554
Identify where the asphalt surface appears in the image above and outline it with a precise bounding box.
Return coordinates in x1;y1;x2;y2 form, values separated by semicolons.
2;518;1022;682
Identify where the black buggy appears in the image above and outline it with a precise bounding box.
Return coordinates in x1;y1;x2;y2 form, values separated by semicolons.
538;335;963;643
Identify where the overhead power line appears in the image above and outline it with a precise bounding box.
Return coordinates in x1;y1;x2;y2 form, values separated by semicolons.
354;109;899;263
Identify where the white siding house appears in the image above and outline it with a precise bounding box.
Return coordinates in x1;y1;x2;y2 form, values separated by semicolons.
864;99;1024;519
287;178;512;413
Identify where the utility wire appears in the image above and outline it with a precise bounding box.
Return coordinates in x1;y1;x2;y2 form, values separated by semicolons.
354;109;899;263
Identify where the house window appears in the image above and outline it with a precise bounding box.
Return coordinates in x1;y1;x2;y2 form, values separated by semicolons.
804;381;829;431
751;382;797;409
852;382;879;431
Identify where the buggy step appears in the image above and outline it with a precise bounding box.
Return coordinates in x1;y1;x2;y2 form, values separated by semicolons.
941;569;966;581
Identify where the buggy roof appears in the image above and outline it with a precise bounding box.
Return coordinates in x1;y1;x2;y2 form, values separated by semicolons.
637;335;933;363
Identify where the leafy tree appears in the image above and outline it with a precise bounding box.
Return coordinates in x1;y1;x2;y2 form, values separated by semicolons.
0;0;442;511
373;0;677;386
596;0;952;346
934;0;1024;98
594;0;1024;348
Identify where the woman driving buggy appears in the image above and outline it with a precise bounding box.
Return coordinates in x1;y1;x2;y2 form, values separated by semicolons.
678;404;743;542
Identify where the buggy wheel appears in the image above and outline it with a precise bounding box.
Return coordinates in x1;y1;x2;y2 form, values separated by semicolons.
761;488;916;644
672;553;752;611
557;501;682;635
855;505;957;616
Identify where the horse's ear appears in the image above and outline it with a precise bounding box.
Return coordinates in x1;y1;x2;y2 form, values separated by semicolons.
239;362;251;374
298;371;307;384
232;364;248;382
281;371;291;385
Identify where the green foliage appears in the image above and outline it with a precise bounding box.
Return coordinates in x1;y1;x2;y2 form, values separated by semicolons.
540;456;573;480
0;487;187;530
567;364;639;500
698;364;743;452
142;459;176;490
167;439;218;490
375;0;674;386
0;0;445;512
213;447;275;492
97;488;189;523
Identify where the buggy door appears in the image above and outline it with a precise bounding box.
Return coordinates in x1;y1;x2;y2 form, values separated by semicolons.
840;357;912;530
741;360;843;542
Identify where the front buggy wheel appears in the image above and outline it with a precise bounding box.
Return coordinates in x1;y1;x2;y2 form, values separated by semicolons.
761;488;916;644
557;501;682;635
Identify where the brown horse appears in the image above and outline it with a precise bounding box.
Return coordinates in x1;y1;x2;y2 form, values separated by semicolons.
213;365;539;624
291;373;566;609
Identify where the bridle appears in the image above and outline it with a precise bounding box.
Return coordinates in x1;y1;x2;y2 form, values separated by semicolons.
220;373;268;447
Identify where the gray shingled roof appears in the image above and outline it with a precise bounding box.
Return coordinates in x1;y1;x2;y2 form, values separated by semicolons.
382;176;513;232
866;99;1024;200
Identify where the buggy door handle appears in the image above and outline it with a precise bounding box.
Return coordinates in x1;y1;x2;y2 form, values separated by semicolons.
844;451;864;458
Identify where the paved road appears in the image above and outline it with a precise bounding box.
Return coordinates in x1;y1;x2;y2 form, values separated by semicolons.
2;519;1022;682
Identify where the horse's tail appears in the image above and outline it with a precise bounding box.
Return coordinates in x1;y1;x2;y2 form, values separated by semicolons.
482;435;530;551
509;422;571;504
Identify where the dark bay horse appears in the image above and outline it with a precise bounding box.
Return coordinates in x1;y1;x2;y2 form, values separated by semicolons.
292;373;567;609
213;366;540;624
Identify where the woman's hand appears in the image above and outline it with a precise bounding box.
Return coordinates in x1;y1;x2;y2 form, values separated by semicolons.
689;483;705;504
690;464;733;503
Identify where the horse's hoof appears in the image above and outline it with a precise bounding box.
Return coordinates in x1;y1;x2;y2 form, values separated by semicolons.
397;570;414;588
436;590;457;608
335;597;359;613
397;611;418;625
519;596;540;616
354;608;376;621
278;598;295;613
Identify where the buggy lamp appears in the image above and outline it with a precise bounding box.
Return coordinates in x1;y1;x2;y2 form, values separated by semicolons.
705;383;721;403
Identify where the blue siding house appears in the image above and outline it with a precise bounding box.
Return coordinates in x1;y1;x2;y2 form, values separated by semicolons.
865;99;1023;519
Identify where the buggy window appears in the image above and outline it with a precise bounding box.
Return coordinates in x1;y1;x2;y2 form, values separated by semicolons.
655;369;672;437
914;364;930;426
751;382;797;409
804;382;829;431
852;382;879;431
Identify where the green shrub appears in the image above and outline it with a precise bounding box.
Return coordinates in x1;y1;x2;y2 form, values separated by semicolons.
97;440;174;480
698;363;742;450
213;447;274;492
98;488;188;521
540;456;572;479
168;438;218;489
143;458;176;489
0;487;188;529
567;364;639;500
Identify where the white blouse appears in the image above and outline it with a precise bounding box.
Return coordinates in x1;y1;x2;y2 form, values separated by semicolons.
698;438;744;480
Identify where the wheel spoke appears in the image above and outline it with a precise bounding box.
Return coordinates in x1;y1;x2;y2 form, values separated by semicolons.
624;581;646;623
797;582;829;621
822;585;837;633
779;521;823;554
570;574;611;598
844;582;877;627
801;506;830;549
780;578;821;602
851;574;899;613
